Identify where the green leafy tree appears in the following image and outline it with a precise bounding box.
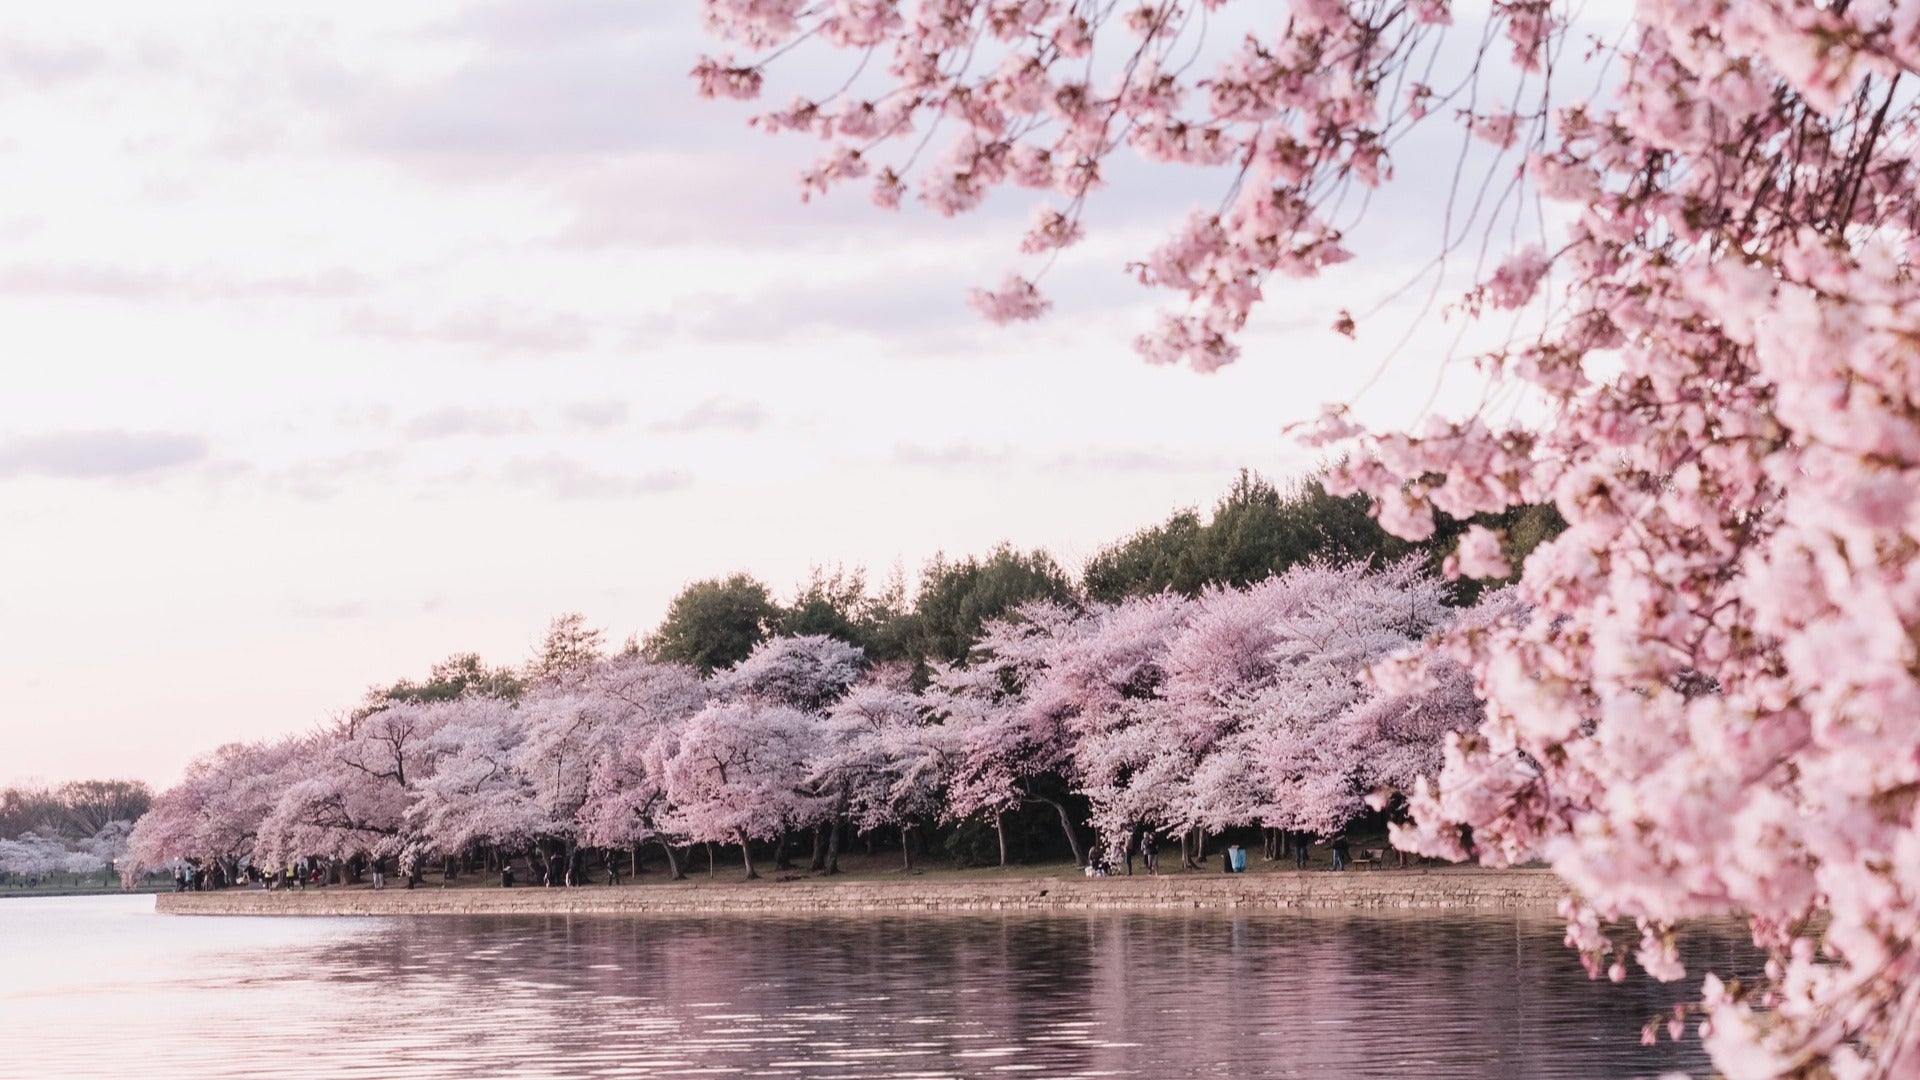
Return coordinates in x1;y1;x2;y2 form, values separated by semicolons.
1081;509;1207;601
778;565;912;663
1083;468;1564;605
527;612;605;683
646;573;782;673
370;652;524;713
910;545;1075;666
1085;470;1375;599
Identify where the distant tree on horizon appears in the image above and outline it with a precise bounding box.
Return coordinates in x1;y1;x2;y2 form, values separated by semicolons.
645;573;783;674
909;545;1076;668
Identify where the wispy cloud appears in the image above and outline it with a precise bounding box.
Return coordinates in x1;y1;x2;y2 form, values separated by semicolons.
269;449;403;502
891;443;1012;470
405;407;532;439
0;430;208;479
0;262;369;300
892;442;1239;476
646;398;765;435
502;454;689;500
342;307;594;355
0;42;108;88
560;399;628;431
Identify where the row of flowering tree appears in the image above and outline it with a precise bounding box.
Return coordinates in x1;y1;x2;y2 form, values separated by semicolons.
128;559;1503;885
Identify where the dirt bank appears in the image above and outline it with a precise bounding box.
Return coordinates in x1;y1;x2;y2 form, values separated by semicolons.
157;868;1566;916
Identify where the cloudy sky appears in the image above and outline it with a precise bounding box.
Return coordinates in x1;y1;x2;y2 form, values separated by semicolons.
0;1;1545;787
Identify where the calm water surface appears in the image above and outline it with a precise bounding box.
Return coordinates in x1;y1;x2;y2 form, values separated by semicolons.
2;895;1751;1079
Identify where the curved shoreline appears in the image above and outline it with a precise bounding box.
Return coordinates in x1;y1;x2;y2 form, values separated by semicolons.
156;869;1566;916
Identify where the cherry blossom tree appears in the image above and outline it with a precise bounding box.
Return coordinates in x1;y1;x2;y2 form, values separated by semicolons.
699;3;1920;1073
575;655;710;879
126;737;305;882
660;700;826;879
1159;563;1389;860
408;696;542;865
513;687;619;882
817;671;954;870
0;834;67;881
1029;592;1189;861
715;633;865;710
258;702;452;878
1350;588;1520;808
929;601;1093;865
1249;559;1452;836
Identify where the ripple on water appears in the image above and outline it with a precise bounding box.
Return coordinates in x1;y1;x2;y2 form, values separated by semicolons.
2;895;1756;1080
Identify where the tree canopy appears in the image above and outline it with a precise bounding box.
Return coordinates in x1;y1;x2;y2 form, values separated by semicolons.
646;573;783;674
909;545;1076;666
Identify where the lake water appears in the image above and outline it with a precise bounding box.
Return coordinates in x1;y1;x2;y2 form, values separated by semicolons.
2;894;1750;1078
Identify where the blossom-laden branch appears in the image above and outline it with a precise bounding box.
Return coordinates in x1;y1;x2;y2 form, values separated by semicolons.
698;2;1920;1075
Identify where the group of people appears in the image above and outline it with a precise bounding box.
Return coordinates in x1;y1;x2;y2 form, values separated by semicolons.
171;855;397;892
497;851;588;888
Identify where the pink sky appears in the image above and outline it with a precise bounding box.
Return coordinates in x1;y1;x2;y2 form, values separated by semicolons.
0;1;1523;787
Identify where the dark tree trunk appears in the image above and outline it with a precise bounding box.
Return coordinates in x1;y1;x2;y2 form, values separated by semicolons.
659;840;684;881
1031;795;1086;867
824;817;843;876
706;842;715;878
994;811;1009;867
900;825;914;871
738;833;758;881
809;823;827;872
632;842;647;874
774;829;793;872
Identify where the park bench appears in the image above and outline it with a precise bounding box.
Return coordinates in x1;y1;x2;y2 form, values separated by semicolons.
1354;848;1384;869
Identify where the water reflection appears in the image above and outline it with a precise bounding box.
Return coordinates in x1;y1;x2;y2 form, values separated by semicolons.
3;896;1752;1079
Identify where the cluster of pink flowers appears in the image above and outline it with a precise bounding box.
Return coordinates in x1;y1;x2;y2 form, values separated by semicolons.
127;637;933;882
129;565;1492;885
928;560;1499;864
695;0;1483;371
700;0;1920;1074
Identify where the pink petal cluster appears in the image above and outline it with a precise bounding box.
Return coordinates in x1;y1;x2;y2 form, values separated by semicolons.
965;274;1052;323
699;0;1920;1072
131;567;1497;893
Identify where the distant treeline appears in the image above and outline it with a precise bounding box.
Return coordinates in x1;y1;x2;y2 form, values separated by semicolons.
387;469;1560;702
122;468;1554;886
0;780;152;883
1;780;152;842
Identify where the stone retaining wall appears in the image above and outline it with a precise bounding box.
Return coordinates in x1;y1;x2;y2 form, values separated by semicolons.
157;870;1565;917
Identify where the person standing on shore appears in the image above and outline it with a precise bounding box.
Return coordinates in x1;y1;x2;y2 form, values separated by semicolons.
1294;834;1311;870
371;855;385;890
1141;831;1158;875
1331;836;1350;871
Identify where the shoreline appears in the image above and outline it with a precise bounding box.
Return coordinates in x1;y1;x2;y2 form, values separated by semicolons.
156;868;1566;916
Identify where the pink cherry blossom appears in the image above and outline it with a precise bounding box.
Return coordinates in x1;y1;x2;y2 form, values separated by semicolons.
700;0;1920;1072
